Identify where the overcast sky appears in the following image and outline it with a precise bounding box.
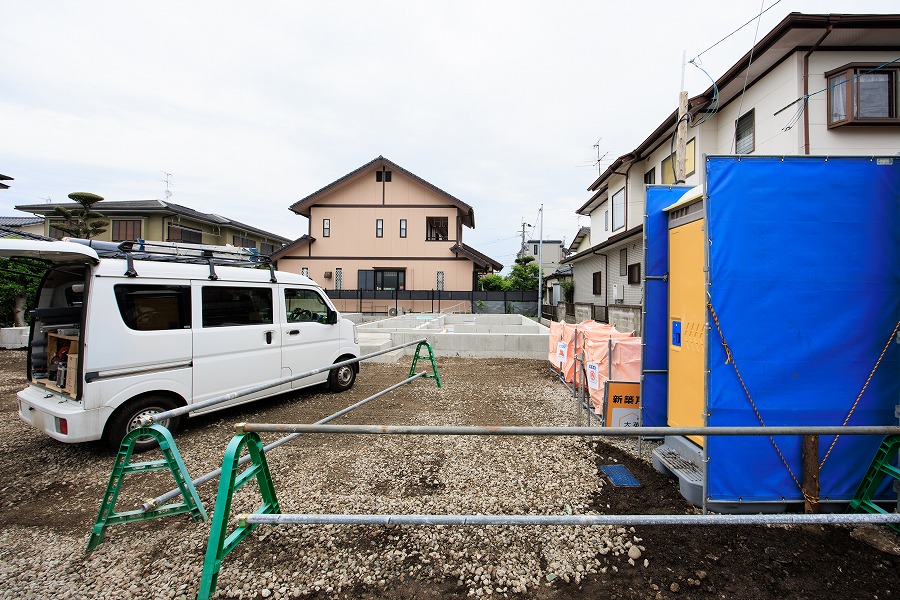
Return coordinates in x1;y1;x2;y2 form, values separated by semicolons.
2;1;895;270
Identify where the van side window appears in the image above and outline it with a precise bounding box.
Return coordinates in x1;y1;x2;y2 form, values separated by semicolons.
114;284;191;331
202;286;273;327
285;289;328;323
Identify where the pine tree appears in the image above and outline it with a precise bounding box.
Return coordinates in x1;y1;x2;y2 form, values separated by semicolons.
52;192;109;239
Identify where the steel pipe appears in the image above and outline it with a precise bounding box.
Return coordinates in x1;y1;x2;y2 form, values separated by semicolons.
146;338;428;422
140;372;429;512
240;512;900;527
234;423;900;437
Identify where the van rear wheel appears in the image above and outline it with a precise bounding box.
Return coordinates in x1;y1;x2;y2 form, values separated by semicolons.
105;395;181;453
328;362;356;392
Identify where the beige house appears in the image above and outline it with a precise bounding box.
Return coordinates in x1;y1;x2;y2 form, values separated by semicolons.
563;12;900;332
273;156;502;313
15;199;290;253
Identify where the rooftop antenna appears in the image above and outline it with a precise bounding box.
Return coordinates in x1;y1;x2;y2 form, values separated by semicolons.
592;138;609;175
40;196;52;204
162;171;173;200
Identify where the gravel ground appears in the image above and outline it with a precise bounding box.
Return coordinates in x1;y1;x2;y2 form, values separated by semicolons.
1;350;898;599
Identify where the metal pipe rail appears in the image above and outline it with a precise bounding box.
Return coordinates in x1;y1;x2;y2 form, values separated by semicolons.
145;338;428;423
141;371;429;512
233;424;900;437
240;512;900;527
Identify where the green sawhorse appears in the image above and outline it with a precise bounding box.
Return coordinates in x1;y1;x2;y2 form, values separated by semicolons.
409;340;442;388
197;431;281;600
87;424;207;551
848;434;900;532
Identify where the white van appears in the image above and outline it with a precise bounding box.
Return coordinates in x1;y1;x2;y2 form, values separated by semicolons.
0;238;360;451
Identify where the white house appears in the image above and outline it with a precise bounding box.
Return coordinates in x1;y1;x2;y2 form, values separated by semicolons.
563;12;900;333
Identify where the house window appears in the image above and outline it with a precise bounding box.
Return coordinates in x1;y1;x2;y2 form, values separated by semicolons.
376;170;392;182
375;270;405;291
334;268;342;290
376;219;383;238
533;244;538;255
644;168;656;185
661;138;696;184
322;219;330;238
827;64;899;127
260;243;276;256
628;263;641;284
400;219;407;238
436;271;444;291
233;236;256;249
735;111;755;154
619;248;627;276
592;271;602;295
604;210;609;232
112;219;141;242
426;216;448;241
47;220;67;239
301;267;309;277
612;188;625;231
167;223;202;244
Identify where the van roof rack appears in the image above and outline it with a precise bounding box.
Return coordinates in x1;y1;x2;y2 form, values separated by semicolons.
64;238;277;282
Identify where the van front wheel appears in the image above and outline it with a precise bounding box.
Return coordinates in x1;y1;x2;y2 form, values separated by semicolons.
328;362;356;392
105;395;182;453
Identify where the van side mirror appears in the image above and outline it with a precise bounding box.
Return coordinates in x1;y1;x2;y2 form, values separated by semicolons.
326;309;338;325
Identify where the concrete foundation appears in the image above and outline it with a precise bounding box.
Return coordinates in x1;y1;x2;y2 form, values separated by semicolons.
0;327;28;349
356;313;549;360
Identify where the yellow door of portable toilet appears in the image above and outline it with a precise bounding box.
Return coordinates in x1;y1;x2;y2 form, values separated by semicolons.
665;188;706;447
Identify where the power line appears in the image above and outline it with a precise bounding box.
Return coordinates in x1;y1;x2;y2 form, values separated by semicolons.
690;0;783;63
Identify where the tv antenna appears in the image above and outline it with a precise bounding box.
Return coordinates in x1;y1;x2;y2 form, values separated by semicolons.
592;138;609;175
162;171;173;200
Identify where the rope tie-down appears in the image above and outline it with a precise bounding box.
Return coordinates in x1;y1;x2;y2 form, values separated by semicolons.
709;302;900;510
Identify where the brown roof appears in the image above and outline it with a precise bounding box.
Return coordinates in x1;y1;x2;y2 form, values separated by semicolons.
578;12;900;215
270;234;315;261
289;156;476;228
450;243;503;271
561;225;643;264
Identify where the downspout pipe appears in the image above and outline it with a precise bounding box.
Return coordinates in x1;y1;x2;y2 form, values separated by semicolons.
803;23;833;154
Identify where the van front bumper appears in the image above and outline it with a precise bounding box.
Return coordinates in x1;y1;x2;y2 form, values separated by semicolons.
17;384;103;444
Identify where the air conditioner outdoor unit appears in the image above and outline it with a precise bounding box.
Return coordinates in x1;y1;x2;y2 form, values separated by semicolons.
323;271;332;279
388;307;399;317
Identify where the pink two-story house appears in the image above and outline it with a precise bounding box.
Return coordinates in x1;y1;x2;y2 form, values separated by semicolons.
273;156;501;313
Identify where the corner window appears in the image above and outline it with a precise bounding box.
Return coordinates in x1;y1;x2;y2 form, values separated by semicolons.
376;219;383;238
201;286;272;327
400;219;407;238
735;111;755;154
644;168;656;185
619;248;627;276
167;223;202;244
114;284;191;331
612;188;625;231
112;219;141;242
592;271;602;295
827;64;898;127
323;218;330;238
426;216;448;241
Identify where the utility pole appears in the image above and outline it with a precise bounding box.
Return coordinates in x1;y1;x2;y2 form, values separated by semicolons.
675;50;688;183
538;204;543;319
519;221;531;259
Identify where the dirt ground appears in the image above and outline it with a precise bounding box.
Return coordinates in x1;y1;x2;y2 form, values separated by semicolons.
0;349;898;599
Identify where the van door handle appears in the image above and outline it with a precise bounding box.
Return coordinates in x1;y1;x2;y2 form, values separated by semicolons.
288;329;300;336
264;331;274;344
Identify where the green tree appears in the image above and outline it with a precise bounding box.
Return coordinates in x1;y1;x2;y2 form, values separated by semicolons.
0;258;47;326
505;255;540;291
477;274;505;291
52;192;109;239
561;279;574;302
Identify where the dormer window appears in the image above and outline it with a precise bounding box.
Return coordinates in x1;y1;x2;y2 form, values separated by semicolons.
826;63;899;127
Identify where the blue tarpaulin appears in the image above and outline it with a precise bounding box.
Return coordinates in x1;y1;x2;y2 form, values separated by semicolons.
704;156;900;502
643;185;691;428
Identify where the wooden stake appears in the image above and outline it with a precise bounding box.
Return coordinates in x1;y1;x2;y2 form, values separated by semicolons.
802;434;820;513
